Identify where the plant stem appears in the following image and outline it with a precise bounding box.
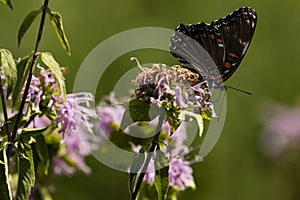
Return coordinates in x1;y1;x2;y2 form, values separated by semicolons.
7;0;50;155
131;111;166;200
0;78;11;140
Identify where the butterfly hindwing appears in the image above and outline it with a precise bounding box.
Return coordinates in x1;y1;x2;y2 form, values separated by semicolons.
212;7;257;81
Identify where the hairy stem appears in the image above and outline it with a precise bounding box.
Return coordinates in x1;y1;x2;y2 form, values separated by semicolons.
7;0;50;156
131;110;166;200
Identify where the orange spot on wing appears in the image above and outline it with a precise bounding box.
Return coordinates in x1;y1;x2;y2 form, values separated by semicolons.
224;62;231;68
228;52;239;58
224;26;230;31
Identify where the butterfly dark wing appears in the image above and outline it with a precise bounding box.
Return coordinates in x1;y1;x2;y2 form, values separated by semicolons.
170;23;223;85
170;7;257;86
212;7;257;81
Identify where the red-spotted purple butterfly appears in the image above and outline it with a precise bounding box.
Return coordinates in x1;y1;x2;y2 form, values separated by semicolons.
170;7;257;88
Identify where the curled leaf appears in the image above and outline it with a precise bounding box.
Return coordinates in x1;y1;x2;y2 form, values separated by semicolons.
179;110;204;136
47;9;71;55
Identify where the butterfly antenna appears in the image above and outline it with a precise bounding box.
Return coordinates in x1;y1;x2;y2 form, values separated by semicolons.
130;57;145;71
225;85;252;95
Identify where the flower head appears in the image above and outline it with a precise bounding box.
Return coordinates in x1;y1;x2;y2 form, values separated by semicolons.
52;92;97;175
168;157;196;190
55;92;97;134
53;132;91;175
141;122;202;191
132;60;214;116
24;65;61;114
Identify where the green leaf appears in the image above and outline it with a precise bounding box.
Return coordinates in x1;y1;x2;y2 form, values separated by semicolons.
129;99;151;122
19;127;48;139
17;8;42;47
0;0;13;9
16;143;35;200
0;143;13;200
137;184;158;200
121;100;162;130
179;110;203;136
154;151;169;200
120;103;161;130
120;109;133;131
35;134;49;176
12;56;31;109
0;49;17;98
129;148;146;195
162;102;181;135
41;52;66;102
47;9;71;55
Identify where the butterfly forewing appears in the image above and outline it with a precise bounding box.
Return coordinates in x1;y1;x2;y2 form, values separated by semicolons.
170;24;220;85
170;7;257;87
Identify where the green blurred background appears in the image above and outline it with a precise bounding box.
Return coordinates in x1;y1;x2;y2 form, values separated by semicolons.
1;0;300;199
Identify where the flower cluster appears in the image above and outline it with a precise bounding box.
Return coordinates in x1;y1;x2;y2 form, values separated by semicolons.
24;65;60;114
53;92;97;175
23;66;97;175
132;59;215;117
96;93;202;191
142;122;202;191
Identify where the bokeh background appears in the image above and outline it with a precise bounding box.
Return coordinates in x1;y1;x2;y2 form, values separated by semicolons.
1;0;300;199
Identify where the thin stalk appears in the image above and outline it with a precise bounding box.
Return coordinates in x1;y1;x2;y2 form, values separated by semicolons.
131;111;166;200
0;78;11;140
7;0;50;155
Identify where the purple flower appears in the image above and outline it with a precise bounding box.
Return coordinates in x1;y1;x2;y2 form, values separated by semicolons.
260;104;300;157
96;94;126;136
142;122;201;191
143;159;155;183
52;92;97;175
169;157;196;190
53;132;91;175
26;76;42;106
38;65;56;87
53;156;76;175
28;115;51;128
55;92;97;134
174;86;187;108
143;155;196;191
132;61;215;116
22;65;61;115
